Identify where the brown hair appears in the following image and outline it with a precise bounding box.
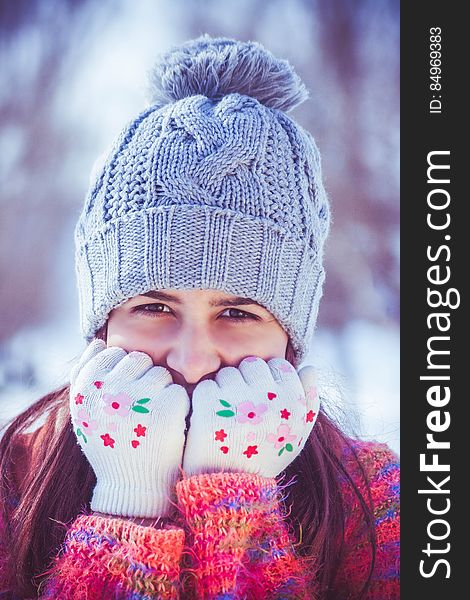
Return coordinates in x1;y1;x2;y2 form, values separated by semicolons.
0;329;375;598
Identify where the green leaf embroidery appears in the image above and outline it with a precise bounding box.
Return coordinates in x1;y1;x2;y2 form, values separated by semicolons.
285;443;293;452
137;398;151;404
132;406;150;414
278;447;285;456
219;399;231;408
216;409;236;417
77;428;87;444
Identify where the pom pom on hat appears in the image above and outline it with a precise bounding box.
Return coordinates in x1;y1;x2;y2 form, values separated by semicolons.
148;34;309;112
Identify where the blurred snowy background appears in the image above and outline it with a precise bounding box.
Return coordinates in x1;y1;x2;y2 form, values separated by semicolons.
0;0;399;453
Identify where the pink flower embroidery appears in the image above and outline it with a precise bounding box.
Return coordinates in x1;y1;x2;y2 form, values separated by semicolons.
307;385;318;402
236;401;268;425
74;393;84;405
102;392;133;417
280;408;291;420
75;409;98;434
267;424;296;449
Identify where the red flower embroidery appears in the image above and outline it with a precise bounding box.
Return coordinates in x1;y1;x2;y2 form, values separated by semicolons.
220;446;229;454
75;393;84;405
243;445;258;459
306;410;316;423
215;429;227;442
134;424;147;437
101;433;115;448
280;408;291;420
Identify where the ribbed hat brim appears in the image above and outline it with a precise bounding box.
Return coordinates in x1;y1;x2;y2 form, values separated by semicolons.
76;204;325;363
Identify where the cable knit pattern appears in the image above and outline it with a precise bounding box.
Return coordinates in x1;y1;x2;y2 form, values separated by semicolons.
75;36;330;364
39;515;185;599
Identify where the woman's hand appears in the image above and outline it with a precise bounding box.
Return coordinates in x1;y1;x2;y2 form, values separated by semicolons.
182;356;319;478
69;339;190;519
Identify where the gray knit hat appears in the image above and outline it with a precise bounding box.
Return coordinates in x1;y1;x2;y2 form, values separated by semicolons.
75;35;330;364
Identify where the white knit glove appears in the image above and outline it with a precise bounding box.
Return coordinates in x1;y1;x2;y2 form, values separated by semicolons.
182;356;320;478
69;339;190;518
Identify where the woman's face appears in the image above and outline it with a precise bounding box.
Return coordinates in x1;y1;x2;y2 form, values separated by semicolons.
107;288;288;395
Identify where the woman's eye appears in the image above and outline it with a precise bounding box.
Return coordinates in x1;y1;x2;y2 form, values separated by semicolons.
221;308;258;321
133;303;171;316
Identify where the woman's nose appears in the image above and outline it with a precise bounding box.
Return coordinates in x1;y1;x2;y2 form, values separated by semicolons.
165;325;222;384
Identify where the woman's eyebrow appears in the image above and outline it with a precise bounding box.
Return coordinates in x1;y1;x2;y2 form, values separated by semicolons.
140;291;263;308
141;291;183;303
210;296;263;308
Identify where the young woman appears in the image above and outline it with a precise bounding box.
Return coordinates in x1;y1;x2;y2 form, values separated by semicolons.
0;35;399;599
